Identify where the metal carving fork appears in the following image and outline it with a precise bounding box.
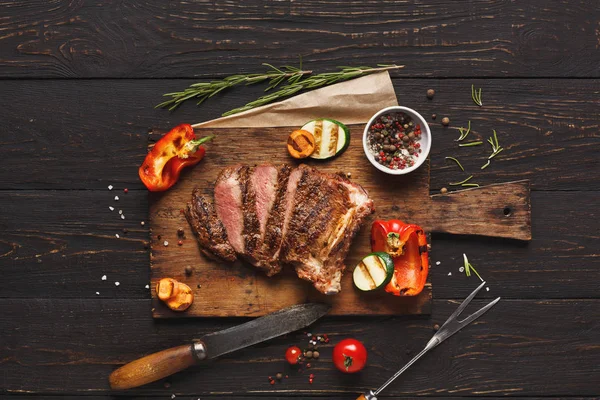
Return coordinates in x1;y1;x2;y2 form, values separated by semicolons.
358;281;501;400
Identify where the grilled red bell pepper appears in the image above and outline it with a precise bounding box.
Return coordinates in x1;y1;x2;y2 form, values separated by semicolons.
371;219;429;296
139;124;213;192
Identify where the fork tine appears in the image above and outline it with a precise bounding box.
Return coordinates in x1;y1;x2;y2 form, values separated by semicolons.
458;296;501;326
445;281;487;323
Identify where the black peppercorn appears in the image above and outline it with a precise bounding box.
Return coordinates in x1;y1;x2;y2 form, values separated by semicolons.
185;266;193;276
177;228;185;236
432;113;437;120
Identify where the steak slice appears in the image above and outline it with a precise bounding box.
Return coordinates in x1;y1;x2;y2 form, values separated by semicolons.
185;189;237;262
214;165;248;255
281;165;374;294
250;164;292;275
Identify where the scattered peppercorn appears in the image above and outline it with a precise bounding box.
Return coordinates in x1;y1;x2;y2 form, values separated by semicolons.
306;363;311;368
163;381;171;389
270;379;275;385
426;89;435;99
178;240;183;246
197;284;202;288
157;235;161;240
313;350;320;359
122;228;128;234
276;373;283;380
440;187;448;194
433;323;440;331
124;188;129;193
177;228;185;236
432;114;437;120
441;117;450;126
185;266;193;276
305;350;313;358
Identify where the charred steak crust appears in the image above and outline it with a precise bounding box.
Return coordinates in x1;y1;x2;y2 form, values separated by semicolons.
281;165;375;294
241;166;261;263
255;164;292;276
185;189;237;262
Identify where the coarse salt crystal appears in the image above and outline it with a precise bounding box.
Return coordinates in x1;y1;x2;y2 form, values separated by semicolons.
101;275;107;280
141;221;145;226
435;261;441;266
114;196;119;201
109;206;114;211
115;233;120;238
121;214;125;220
118;209;123;214
459;267;465;272
145;285;149;289
486;287;490;291
108;185;113;190
96;292;100;295
448;272;452;276
163;240;169;246
115;282;120;286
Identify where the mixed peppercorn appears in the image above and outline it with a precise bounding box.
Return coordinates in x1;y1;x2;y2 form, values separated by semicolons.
366;112;423;170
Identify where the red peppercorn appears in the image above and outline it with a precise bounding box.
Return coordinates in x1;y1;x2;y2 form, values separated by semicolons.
178;240;183;246
307;363;311;368
309;374;315;379
270;380;275;385
309;378;313;384
123;188;128;193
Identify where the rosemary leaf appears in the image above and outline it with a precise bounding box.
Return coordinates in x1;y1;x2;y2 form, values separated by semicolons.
481;159;491;169
471;84;483;106
456;120;472;141
461;183;480;187
449;175;473;186
459;141;483;147
463;253;484;281
445;156;465;171
222;64;403;116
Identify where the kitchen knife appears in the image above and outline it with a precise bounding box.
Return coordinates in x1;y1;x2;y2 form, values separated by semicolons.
109;303;330;390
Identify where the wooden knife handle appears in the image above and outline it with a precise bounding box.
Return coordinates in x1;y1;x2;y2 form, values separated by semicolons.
109;342;205;390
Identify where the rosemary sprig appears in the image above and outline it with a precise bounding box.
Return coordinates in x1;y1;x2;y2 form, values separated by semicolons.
449;175;473;186
459;141;483;147
445;156;465;171
455;120;471;141
463;253;484;281
471;84;483;107
223;64;403;116
156;63;312;111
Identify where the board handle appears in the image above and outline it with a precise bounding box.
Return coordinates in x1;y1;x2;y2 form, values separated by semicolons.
109;342;206;390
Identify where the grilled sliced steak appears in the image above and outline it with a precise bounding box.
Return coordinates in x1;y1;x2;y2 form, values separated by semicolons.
214;165;250;256
185;189;237;262
281;165;374;294
251;164;292;275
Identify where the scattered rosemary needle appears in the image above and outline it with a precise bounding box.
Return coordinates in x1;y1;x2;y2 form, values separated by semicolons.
223;64;403;116
455;120;472;141
481;159;491;170
449;175;473;186
462;183;480;188
487;129;504;159
445;156;465;171
459;141;483;147
463;253;484;281
471;84;483;107
156;63;312;111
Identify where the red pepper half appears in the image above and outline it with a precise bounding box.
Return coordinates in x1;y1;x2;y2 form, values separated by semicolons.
139;124;213;192
371;219;429;296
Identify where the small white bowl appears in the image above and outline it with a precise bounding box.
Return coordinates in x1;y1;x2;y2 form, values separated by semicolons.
362;106;432;175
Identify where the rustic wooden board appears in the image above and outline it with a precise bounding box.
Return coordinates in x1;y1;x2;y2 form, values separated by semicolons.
149;125;530;317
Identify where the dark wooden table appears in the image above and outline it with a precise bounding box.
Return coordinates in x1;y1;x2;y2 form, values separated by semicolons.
1;1;598;399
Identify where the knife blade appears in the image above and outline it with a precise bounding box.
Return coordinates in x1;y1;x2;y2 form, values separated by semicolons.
109;303;330;390
201;302;330;359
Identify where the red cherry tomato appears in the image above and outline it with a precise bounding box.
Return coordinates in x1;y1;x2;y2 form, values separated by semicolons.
285;345;302;365
332;338;367;373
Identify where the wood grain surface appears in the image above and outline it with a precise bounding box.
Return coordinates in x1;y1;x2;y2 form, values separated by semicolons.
0;1;598;78
0;0;598;399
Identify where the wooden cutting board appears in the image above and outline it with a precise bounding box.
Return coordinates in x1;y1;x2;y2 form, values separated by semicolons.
148;125;530;318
